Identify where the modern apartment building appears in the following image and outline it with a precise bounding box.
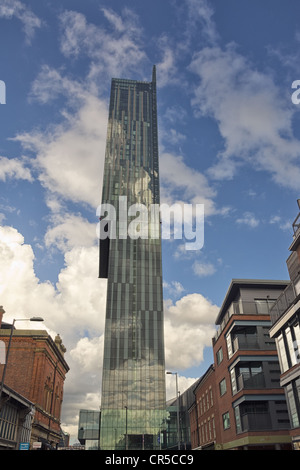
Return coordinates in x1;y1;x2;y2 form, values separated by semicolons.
269;201;300;450
207;279;292;450
99;67;167;450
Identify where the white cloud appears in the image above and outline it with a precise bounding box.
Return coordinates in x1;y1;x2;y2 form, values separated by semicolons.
29;65;90;105
0;0;42;43
0;224;219;440
0;156;33;182
163;280;185;298
165;374;198;402
236;211;260;228
160;152;217;215
193;260;216;277
189;43;300;190
44;213;96;252
269;215;292;232
156;35;182;88
14;92;107;208
58;9;147;82
164;293;218;370
185;0;218;45
70;336;104;373
0;224;107;438
0;225;107;337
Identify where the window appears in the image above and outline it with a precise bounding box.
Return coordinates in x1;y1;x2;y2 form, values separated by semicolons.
216;347;223;364
226;332;233;358
230;368;237;394
286;382;300;428
0;403;18;442
208;418;212;440
234;406;241;433
286;327;298;367
276;334;289;373
222;412;230;430
219;378;227;396
212;416;216;438
277;322;300;372
289;321;300;365
209;386;214;407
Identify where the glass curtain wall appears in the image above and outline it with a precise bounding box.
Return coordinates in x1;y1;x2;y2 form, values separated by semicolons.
99;67;167;450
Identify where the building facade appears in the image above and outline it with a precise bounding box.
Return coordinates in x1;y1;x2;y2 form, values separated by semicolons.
0;384;34;450
210;279;292;450
99;67;167;450
269;201;300;450
78;409;100;450
0;318;69;449
189;365;220;450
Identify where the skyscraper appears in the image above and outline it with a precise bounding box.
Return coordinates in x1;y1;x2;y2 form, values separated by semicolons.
99;67;167;450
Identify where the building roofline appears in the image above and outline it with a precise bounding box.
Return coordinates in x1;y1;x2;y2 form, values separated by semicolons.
193;364;215;394
0;328;69;372
1;383;34;408
215;279;290;325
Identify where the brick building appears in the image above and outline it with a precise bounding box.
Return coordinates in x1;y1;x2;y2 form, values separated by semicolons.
269;201;300;449
189;365;221;450
0;312;69;449
213;279;292;449
189;280;292;450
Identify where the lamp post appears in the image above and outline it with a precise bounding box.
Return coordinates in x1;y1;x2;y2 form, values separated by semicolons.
125;405;128;450
166;371;180;450
0;316;44;407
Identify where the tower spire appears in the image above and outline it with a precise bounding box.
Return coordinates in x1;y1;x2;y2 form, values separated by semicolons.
152;65;156;84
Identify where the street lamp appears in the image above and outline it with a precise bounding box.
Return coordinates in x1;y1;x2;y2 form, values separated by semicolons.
166;371;180;450
0;316;44;407
124;405;128;450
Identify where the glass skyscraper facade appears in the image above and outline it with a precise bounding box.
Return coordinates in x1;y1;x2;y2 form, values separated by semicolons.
99;67;167;450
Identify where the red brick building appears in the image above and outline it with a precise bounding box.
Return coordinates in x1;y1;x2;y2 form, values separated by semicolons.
189;365;221;450
0;312;69;449
189;280;292;450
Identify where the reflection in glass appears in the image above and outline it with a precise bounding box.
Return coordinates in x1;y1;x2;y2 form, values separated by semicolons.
99;68;167;450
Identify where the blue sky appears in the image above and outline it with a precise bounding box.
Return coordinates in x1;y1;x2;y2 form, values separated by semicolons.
1;0;300;441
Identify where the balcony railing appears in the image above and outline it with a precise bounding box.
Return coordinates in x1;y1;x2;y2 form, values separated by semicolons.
233;336;260;352
237;372;265;391
292;210;300;237
240;413;272;432
213;301;274;344
270;274;300;326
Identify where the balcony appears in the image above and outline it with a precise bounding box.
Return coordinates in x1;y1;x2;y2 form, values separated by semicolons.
213;300;274;344
292;209;300;238
237;371;265;391
240;412;272;432
270;274;300;326
233;335;259;351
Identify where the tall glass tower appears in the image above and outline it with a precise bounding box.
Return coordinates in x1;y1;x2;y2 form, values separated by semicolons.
99;67;167;450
